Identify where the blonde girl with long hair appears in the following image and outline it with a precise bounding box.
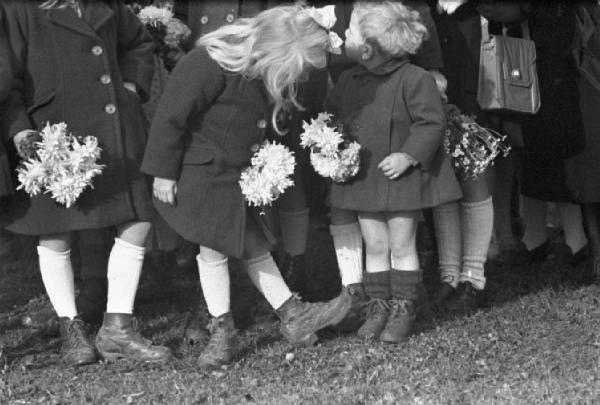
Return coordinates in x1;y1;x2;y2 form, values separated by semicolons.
142;4;351;370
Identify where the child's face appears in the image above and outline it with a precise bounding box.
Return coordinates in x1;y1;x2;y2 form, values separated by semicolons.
344;13;366;63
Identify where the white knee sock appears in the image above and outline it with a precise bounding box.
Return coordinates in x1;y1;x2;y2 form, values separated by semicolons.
197;255;230;318
279;209;309;256
243;253;293;310
557;203;588;254
329;222;363;285
105;238;145;314
433;202;462;287
37;246;77;319
460;197;494;290
521;196;548;250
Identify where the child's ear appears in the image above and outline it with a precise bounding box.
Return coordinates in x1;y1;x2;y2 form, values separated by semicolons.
361;43;374;61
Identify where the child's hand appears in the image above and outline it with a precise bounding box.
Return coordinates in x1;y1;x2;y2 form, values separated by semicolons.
153;177;178;206
13;130;41;159
378;153;416;180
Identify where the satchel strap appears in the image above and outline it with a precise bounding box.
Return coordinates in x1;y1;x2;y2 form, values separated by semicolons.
480;17;531;40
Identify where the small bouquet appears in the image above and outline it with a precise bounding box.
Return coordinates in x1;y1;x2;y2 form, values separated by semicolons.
444;103;511;180
300;113;361;183
16;123;105;208
239;141;296;208
134;4;191;58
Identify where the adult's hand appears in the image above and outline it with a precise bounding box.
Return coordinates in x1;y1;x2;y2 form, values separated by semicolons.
13;130;41;159
153;177;177;206
437;0;468;15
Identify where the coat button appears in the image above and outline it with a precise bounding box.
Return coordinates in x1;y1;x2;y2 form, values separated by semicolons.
91;45;103;56
257;119;267;129
200;15;209;24
250;143;260;153
225;13;235;23
99;74;111;85
104;104;116;114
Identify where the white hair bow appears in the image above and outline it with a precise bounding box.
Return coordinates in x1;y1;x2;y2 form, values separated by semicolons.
305;5;343;55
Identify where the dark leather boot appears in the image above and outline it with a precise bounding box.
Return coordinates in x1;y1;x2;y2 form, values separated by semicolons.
95;313;172;362
59;317;97;366
197;313;238;370
356;299;390;340
76;277;107;326
333;284;369;333
379;300;417;343
280;253;306;295
445;282;486;314
276;289;351;346
431;282;456;310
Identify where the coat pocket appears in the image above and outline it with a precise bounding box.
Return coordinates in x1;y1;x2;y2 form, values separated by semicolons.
26;90;56;117
182;148;214;165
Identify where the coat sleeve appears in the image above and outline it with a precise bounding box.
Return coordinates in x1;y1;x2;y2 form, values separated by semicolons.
399;69;446;171
324;70;349;117
0;2;35;142
114;1;155;103
407;1;444;70
0;13;12;104
141;48;226;180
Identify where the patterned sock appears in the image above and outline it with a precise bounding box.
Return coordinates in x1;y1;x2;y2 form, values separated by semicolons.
197;255;230;318
37;246;77;319
460;197;494;290
390;269;423;300
330;222;363;286
105;238;145;314
433;202;462;288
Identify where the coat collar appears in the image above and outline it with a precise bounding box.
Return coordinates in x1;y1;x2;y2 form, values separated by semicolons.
352;57;410;77
238;77;271;117
46;1;114;39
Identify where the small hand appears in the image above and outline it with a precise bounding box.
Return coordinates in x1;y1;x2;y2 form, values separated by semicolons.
153;177;177;206
123;81;137;94
430;70;448;102
437;0;467;15
13;130;41;159
378;153;414;180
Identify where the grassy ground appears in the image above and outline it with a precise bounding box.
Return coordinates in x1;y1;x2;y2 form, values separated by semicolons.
0;221;599;404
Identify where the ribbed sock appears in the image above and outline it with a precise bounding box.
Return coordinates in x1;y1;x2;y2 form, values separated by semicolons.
330;222;363;286
37;246;77;319
363;270;391;300
460;197;493;290
243;253;293;310
105;238;145;314
390;269;423;300
433;202;462;287
279;209;309;256
197;256;230;318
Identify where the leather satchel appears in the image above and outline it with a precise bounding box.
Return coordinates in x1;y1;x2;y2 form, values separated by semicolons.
477;18;541;114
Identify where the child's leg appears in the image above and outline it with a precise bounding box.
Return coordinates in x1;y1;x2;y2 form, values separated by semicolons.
557;202;588;255
242;217;351;345
96;221;171;363
197;247;230;318
38;233;77;319
432;202;461;288
520;196;548;251
330;208;363;289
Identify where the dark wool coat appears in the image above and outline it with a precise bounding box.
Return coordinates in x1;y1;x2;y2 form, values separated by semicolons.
141;48;274;258
327;59;462;212
0;0;155;235
0;16;13;198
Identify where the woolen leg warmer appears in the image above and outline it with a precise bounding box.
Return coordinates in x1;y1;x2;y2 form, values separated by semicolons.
459;197;493;290
432;202;462;288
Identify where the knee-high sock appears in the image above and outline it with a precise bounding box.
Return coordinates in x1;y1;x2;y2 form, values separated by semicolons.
37;246;77;319
329;222;363;286
243;253;293;310
460;197;494;290
432;202;462;287
521;196;548;250
279;209;309;256
557;202;588;254
197;256;230;318
105;238;145;314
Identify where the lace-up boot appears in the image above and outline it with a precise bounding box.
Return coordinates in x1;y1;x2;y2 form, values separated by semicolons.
379;299;417;343
356;299;391;340
95;313;172;362
197;313;238;370
59;317;97;366
333;283;369;333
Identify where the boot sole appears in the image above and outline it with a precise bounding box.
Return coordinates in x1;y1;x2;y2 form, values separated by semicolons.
98;351;171;363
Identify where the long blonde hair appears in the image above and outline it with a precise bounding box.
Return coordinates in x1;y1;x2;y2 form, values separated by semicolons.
197;4;330;134
39;0;76;9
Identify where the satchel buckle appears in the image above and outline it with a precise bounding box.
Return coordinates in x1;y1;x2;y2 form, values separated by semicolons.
510;68;522;80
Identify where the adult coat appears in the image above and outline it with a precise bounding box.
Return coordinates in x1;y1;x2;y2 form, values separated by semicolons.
141;48;274;258
0;0;155;235
327;59;462;212
0;16;13;198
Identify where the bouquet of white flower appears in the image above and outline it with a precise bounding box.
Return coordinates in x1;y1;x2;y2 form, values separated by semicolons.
135;4;191;58
239;141;296;208
300;113;361;183
16;123;105;208
444;103;511;180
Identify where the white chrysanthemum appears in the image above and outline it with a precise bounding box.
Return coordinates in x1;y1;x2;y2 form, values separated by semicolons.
15;122;105;208
239;141;295;207
165;18;192;48
138;5;173;26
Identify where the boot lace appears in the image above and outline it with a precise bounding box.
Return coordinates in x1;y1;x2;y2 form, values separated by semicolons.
66;318;89;349
388;299;411;319
365;298;391;318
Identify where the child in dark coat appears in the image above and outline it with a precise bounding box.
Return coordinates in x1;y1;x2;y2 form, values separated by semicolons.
327;1;461;343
